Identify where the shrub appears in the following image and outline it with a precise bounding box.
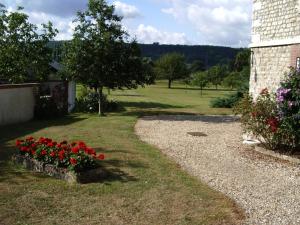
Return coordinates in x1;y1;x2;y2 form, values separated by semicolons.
234;89;281;150
275;68;300;149
75;91;119;113
16;137;105;172
210;91;244;108
34;96;64;119
235;68;300;151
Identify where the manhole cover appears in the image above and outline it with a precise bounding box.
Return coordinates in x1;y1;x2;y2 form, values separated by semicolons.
187;132;207;137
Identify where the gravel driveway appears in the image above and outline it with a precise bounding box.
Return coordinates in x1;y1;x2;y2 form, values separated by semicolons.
135;115;300;225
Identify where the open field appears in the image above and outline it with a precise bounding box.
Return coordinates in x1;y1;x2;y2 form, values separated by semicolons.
78;80;235;115
0;81;243;225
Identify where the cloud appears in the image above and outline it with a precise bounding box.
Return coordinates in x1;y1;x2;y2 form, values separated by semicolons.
113;1;141;19
132;24;190;45
161;0;251;47
3;0;87;17
19;11;73;40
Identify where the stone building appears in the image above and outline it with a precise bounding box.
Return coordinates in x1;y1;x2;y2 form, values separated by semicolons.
250;0;300;98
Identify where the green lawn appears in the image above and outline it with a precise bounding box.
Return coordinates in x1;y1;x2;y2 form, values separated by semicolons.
0;81;243;225
79;80;235;115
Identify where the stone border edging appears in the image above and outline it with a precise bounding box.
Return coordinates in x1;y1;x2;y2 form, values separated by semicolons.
254;146;300;165
12;154;107;183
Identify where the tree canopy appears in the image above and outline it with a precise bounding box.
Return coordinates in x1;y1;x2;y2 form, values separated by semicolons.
154;52;188;88
191;71;209;96
0;5;57;83
62;0;155;115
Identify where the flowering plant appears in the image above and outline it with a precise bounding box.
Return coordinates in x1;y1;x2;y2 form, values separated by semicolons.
235;68;300;152
275;68;300;149
16;137;105;172
234;89;281;149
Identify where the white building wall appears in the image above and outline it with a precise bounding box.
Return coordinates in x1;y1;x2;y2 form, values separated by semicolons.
0;84;38;126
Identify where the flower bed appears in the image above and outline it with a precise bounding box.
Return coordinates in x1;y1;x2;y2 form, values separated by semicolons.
13;137;106;183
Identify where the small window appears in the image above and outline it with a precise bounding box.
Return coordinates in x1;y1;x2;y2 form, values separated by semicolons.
297;57;300;70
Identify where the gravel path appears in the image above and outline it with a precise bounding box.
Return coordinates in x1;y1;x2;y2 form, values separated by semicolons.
135;115;300;225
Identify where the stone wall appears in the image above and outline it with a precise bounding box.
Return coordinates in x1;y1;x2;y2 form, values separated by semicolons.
252;0;300;43
250;45;291;98
250;0;300;98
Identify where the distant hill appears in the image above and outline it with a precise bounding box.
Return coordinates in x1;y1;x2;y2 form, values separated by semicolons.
139;44;242;68
49;41;243;68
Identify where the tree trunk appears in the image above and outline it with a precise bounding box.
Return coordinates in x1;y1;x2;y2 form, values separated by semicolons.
97;86;104;116
168;79;172;89
200;87;203;96
215;84;218;90
107;88;110;95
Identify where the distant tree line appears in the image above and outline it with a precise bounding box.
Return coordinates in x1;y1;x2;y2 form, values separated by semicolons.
48;41;241;69
153;49;250;93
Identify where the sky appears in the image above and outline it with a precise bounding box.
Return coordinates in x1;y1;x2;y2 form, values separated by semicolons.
1;0;252;47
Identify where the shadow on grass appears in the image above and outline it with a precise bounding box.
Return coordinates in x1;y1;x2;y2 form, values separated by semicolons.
140;115;239;123
119;101;183;109
120;110;198;118
112;94;144;97
169;87;234;92
0;115;86;143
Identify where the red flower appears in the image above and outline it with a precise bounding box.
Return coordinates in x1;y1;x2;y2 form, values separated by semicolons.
47;142;54;147
56;143;62;148
41;150;47;156
58;150;65;160
266;117;279;133
78;141;86;147
16;140;22;147
31;150;36;155
31;143;37;148
97;154;105;160
20;146;29;152
70;158;77;165
71;146;79;154
50;151;56;157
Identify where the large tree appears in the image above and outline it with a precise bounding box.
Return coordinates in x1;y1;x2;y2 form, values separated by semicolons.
154;52;188;88
0;4;58;83
63;0;154;116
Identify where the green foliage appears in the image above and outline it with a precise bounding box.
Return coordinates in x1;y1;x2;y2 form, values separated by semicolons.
235;69;300;151
139;43;240;67
62;0;154;115
275;68;300;149
189;60;206;73
234;90;281;150
207;64;228;89
0;5;58;83
75;90;119;113
191;71;209;96
234;49;250;72
154;52;188;88
34;96;65;119
211;91;244;108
